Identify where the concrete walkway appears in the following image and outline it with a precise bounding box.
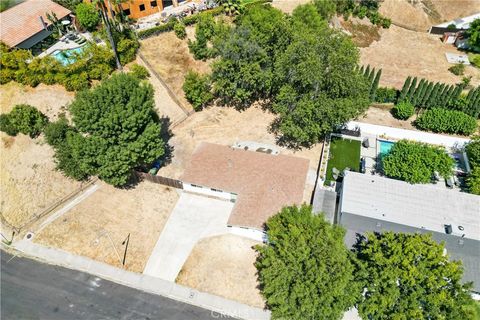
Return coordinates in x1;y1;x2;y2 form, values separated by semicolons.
143;192;234;281
10;240;270;320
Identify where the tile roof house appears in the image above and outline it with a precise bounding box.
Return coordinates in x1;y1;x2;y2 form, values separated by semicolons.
0;0;71;48
181;142;310;230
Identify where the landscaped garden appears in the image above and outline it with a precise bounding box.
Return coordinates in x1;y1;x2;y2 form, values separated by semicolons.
324;136;361;184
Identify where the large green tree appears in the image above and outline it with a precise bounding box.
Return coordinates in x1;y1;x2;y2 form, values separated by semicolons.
57;73;166;186
256;205;359;320
382;140;454;183
354;232;475;320
75;2;100;31
272;23;369;146
211;5;290;109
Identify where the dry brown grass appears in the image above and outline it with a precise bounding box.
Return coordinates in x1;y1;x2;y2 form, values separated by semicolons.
271;0;310;13
35;181;179;273
357;105;418;130
0;83;81;229
380;0;480;31
341;18;381;48
176;234;265;308
360;25;480;89
139;28;211;112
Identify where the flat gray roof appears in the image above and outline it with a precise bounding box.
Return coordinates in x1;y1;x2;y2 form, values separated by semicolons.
341;172;480;241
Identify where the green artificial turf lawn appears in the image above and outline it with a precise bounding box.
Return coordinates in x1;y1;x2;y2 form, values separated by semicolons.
324;136;361;185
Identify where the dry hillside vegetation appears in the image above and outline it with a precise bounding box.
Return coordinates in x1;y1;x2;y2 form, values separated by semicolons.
341;18;381;47
0;83;80;229
380;0;480;31
139;27;210;112
35;181;179;273
176;234;265;308
271;0;310;13
360;25;480;89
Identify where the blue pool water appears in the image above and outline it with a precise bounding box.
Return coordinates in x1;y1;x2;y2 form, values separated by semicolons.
379;140;395;158
51;46;85;65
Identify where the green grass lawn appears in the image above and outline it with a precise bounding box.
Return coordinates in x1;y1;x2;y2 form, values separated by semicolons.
324;136;361;185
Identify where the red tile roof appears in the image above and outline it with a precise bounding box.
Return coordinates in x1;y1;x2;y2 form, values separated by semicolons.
0;0;71;47
182;142;310;230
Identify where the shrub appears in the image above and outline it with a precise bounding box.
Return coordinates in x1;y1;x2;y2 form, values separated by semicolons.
392;101;414;120
116;38;139;65
75;3;100;31
415;108;477;136
0;68;15;84
375;87;397;103
183;71;213;111
467;167;480;195
88;63;113;80
382;140;454;184
63;72;90;91
2;104;48;137
448;63;465;75
129;64;149;80
0;114;18;136
466;136;480;168
469;53;480;68
174;20;187;39
44;115;72;147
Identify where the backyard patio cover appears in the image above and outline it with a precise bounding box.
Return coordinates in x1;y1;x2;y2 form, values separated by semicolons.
0;0;71;47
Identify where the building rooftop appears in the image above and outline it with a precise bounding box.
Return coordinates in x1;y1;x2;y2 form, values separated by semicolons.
341;171;480;241
181;142;310;230
435;13;480;29
0;0;71;47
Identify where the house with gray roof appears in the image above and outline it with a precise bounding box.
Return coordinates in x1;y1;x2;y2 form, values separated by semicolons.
338;171;480;292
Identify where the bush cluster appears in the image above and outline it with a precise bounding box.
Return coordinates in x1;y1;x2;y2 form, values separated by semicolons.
188;14;217;60
129;63;149;80
374;87;398;103
415;108;477;136
0;104;48;137
392;101;414;120
0;42;115;91
183;71;213;110
137;6;224;39
174;21;187;39
466;137;480;195
448;63;465;76
382;140;454;184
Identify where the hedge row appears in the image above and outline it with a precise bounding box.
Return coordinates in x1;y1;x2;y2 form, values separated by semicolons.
415;108;477;136
137;6;224;39
137;0;273;39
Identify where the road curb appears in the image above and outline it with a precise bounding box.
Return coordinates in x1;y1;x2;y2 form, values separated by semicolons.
9;240;271;320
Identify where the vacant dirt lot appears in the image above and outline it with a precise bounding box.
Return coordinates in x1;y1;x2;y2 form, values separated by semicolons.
158;106;321;203
0;83;81;229
380;0;479;31
176;234;265;308
360;25;480;89
35;181;179;273
139;27;210;112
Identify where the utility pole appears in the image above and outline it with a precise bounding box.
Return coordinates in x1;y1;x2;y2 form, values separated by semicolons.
121;233;130;267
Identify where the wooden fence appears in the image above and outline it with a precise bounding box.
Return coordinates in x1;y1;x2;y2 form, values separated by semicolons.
135;171;183;189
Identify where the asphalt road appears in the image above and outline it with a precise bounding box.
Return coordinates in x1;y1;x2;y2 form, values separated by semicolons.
1;251;230;320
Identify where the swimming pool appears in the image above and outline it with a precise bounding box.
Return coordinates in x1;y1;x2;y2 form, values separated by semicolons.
379;140;395;158
51;46;85;65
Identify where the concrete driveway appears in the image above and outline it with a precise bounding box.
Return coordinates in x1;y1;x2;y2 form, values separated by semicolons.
143;192;234;281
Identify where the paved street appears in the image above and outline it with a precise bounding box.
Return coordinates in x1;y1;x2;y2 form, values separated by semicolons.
1;251;229;320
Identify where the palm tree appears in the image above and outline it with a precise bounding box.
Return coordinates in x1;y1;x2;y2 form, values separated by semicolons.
94;0;122;70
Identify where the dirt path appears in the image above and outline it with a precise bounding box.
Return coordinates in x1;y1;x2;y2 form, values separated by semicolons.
136;55;190;125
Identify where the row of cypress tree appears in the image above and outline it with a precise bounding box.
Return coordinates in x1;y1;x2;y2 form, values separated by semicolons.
358;65;382;102
398;76;480;118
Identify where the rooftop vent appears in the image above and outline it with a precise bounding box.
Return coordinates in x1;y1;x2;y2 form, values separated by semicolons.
444;224;453;234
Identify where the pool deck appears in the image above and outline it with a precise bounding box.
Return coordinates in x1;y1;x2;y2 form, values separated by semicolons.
38;32;94;58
